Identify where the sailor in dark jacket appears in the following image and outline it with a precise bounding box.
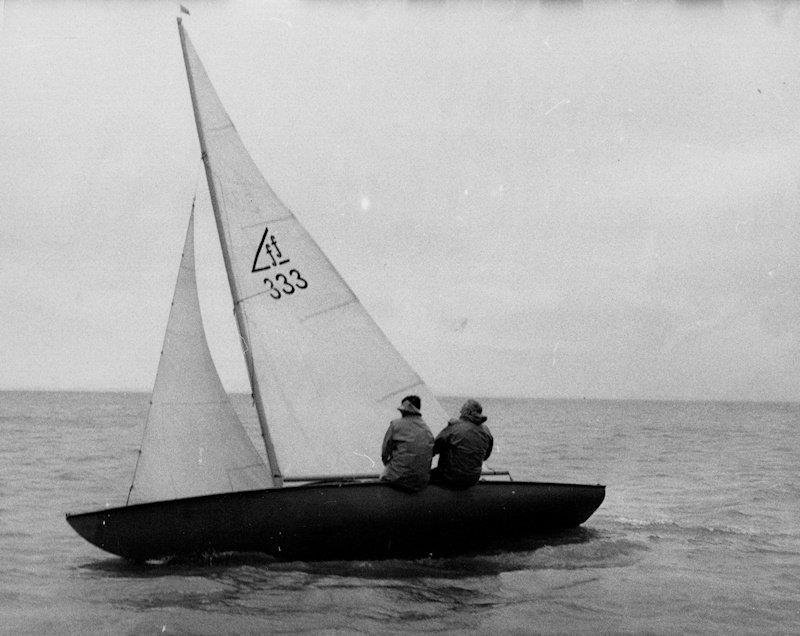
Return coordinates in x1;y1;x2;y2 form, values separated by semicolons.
380;395;434;492
431;399;493;488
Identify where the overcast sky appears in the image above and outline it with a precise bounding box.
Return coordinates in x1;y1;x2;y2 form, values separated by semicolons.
2;0;800;400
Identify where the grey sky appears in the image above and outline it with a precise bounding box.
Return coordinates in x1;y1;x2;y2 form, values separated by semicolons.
2;0;800;400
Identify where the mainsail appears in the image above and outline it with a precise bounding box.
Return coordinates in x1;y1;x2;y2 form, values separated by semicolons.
178;20;448;480
127;209;273;505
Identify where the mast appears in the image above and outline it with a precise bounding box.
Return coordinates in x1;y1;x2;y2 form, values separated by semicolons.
177;17;283;486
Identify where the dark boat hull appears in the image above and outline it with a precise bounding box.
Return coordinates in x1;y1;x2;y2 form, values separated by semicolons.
66;481;605;561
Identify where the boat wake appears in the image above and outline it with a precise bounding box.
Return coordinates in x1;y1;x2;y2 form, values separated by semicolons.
609;516;797;541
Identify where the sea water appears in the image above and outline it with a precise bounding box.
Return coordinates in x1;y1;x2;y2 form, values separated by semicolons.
0;391;798;633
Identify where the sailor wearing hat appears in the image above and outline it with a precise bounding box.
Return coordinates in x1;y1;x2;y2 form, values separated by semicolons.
380;395;434;492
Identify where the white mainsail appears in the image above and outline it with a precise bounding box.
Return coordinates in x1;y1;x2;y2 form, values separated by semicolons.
127;210;273;505
178;20;448;480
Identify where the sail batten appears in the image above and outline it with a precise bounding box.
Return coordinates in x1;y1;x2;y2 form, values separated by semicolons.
178;19;449;478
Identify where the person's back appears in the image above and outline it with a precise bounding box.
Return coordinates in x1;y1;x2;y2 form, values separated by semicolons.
432;399;493;488
381;396;434;492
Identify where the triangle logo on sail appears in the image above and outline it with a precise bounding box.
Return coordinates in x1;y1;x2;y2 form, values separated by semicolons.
251;226;291;272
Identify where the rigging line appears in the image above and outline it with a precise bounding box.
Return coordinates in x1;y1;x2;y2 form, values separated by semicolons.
192;159;203;205
127;176;202;506
127;394;152;507
282;474;382;482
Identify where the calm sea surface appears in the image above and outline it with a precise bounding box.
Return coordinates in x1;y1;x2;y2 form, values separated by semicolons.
1;391;798;633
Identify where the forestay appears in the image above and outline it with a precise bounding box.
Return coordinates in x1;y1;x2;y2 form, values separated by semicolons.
179;24;448;479
127;211;273;505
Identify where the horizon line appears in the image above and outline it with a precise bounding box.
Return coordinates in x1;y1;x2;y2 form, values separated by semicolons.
1;386;798;405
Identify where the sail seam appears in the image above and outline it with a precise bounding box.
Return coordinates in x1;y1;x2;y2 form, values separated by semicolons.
235;289;271;305
241;216;293;229
299;297;358;323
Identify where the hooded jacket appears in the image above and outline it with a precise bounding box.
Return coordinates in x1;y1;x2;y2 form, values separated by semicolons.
433;400;493;487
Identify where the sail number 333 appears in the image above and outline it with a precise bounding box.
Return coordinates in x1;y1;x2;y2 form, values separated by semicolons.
263;269;307;299
252;226;308;300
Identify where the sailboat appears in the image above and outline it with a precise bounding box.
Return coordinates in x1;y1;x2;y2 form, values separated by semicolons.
65;18;604;562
